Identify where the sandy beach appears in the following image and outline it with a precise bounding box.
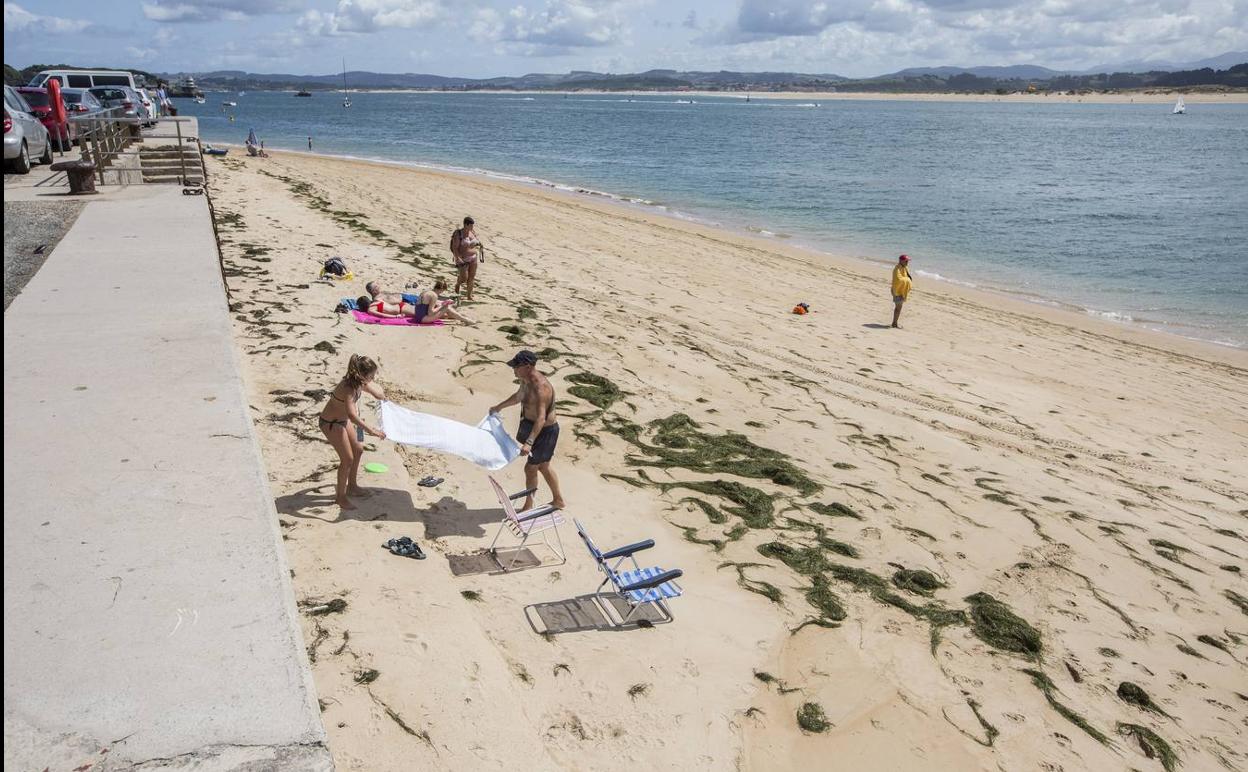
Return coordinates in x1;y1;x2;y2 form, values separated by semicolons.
205;149;1247;771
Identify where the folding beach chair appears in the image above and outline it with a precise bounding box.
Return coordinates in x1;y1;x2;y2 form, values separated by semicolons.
574;519;684;625
486;476;566;571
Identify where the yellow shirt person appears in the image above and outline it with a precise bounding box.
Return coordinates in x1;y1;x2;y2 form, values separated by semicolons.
891;255;913;328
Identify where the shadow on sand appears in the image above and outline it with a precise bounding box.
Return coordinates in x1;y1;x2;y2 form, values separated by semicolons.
275;485;499;535
862;323;893;329
524;593;669;636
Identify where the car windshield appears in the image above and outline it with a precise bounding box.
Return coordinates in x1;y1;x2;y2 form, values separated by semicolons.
91;88;128;101
63;92;85;103
19;91;50;107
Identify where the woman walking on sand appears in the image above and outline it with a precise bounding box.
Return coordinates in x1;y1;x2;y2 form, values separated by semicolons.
318;355;387;509
891;254;914;329
451;216;483;301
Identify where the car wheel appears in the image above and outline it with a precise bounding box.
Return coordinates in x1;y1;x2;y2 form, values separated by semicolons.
40;137;54;164
11;141;32;174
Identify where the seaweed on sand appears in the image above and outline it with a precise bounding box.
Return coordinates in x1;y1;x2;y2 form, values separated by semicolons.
758;541;829;575
893;568;945;597
1118;723;1180;772
796;702;831;733
1224;589;1248;617
671;523;726;552
809;502;864;520
965;593;1042;658
1117;682;1173;718
805;575;848;621
682;497;728;524
604;413;820;498
662;479;775;528
1021;668;1113;746
719;562;784;604
565;372;623;410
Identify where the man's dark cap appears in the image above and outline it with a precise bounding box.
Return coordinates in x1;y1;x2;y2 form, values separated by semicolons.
506;350;538;367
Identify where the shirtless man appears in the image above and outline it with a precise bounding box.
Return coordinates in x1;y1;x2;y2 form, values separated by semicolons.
489;350;565;511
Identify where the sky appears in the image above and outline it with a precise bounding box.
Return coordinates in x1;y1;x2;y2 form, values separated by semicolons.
4;0;1247;79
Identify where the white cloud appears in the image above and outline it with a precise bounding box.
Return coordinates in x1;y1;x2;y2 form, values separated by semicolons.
142;0;301;23
469;0;641;54
3;2;91;34
298;0;449;35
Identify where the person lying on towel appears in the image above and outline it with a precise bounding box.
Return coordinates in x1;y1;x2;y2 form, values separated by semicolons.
360;279;475;325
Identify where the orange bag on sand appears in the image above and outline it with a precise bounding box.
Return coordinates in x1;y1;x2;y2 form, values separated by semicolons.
792;303;810;315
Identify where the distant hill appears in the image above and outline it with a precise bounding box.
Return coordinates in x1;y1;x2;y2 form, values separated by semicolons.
1081;51;1248;74
886;65;1069;79
181;68;847;92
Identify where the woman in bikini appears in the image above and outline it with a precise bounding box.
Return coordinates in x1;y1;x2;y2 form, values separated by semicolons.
451;216;482;301
360;279;476;325
318;354;387;510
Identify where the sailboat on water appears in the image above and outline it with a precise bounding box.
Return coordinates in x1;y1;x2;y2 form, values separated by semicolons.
342;59;352;108
1172;96;1185;115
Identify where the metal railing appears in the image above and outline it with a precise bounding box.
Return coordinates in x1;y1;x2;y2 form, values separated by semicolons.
69;112;201;184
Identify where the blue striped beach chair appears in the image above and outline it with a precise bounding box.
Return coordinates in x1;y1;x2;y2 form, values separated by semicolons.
574;519;683;625
486;476;566;571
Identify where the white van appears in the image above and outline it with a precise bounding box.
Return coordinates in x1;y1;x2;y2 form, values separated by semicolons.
29;70;146;92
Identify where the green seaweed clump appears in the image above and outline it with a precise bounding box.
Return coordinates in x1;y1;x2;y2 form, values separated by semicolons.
805;575;848;621
566;372;623;409
758;541;828;575
966;592;1043;658
1225;588;1248;617
796;702;831;733
665;479;775;528
1118;723;1179;772
1021;668;1113;746
893;569;944;597
611;413;821;496
1117;682;1172;718
808;502;864;520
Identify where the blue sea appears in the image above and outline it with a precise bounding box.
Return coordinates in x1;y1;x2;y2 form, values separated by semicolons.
187;91;1248;348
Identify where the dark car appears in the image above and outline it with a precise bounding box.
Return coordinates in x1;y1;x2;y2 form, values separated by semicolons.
15;86;75;151
87;86;139;119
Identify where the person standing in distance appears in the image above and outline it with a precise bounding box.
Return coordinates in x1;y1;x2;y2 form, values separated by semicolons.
891;254;914;329
489;350;566;511
307;136;313;151
451;216;483;301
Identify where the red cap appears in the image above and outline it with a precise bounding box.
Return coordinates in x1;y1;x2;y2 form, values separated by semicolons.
899;254;910;262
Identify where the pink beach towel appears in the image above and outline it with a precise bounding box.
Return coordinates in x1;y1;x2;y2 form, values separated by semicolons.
351;310;444;327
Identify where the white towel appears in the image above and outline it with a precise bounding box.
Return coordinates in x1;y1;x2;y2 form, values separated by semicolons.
379;402;520;471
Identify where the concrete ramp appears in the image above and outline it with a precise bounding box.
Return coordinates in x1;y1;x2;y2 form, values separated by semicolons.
3;185;332;770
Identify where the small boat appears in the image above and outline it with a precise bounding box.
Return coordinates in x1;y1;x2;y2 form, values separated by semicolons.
342;58;352;108
222;101;237;107
295;90;312;97
1172;96;1185;115
203;146;228;156
194;96;205;104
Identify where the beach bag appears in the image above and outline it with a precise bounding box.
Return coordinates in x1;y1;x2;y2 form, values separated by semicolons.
323;257;348;277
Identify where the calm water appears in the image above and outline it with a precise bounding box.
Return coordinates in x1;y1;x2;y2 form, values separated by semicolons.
187;92;1248;347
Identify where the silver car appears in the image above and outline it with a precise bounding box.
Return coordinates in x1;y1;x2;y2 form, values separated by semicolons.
4;84;52;174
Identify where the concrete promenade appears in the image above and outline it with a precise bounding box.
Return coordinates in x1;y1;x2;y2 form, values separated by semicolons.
3;174;332;769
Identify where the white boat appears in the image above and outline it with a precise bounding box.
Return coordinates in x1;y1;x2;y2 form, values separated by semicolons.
194;96;205;104
222;101;237;107
342;58;351;108
1172;96;1185;114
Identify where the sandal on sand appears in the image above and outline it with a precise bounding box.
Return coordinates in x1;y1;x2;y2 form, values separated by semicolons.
417;476;444;488
383;536;426;560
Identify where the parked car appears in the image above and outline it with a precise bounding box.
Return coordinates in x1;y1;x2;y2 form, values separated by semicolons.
61;88;105;117
4;84;52;174
134;87;157;123
15;86;75;151
87;86;141;121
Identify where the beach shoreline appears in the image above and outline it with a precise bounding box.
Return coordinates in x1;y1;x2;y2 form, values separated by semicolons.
206;148;1248;771
217;143;1247;358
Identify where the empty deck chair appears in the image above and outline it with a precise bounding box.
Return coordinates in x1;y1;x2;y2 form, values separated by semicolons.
486;476;565;571
574;519;683;625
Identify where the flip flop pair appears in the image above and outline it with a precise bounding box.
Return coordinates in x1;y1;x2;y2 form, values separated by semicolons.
383;536;426;560
417;476;444;488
